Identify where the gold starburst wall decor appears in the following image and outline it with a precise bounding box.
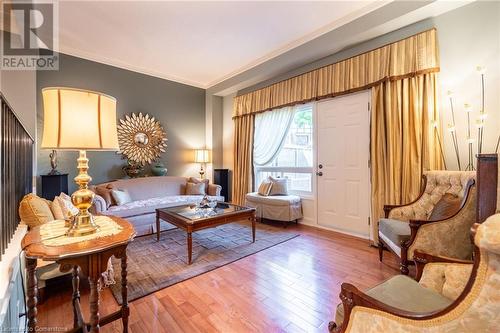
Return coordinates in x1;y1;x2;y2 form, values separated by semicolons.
117;113;167;166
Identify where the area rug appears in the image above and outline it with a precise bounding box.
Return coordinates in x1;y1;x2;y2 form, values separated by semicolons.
109;221;299;304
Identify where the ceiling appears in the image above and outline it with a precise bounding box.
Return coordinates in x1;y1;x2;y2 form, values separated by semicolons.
56;1;387;89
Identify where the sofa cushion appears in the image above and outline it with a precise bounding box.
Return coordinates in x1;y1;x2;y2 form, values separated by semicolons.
105;195;224;218
95;184;115;208
100;176;188;201
111;189;133;205
188;177;209;193
186;182;206;195
335;275;452;326
246;192;301;206
54;193;79;219
378;218;411;247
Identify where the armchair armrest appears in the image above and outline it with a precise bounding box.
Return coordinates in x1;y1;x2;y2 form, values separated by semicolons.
413;250;474;281
91;194;108;214
208;183;222;197
383;175;427;218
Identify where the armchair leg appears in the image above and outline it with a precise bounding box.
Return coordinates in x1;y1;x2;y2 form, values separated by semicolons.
400;258;409;275
378;241;384;262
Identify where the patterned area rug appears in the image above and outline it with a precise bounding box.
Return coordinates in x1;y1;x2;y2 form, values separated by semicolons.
109;221;299;304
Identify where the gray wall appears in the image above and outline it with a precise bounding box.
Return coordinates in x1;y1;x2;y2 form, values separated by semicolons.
37;53;206;193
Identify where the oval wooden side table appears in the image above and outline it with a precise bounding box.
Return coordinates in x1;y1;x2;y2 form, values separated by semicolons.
22;216;136;333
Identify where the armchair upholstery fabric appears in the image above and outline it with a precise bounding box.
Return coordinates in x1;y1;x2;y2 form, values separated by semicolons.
332;214;500;333
407;187;476;260
335;275;452;327
388;171;474;221
418;263;472;300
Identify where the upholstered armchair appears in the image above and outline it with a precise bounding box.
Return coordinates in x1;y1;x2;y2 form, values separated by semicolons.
378;171;476;274
329;214;500;332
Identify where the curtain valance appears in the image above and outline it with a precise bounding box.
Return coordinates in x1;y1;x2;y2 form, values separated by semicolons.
233;29;439;118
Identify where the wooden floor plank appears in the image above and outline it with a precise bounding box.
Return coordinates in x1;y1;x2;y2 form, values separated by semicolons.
36;223;399;332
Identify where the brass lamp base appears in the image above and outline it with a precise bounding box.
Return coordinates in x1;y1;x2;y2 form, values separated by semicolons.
199;163;205;179
66;150;100;237
66;213;100;237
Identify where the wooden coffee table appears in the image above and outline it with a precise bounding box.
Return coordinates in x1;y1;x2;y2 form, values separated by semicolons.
155;203;256;264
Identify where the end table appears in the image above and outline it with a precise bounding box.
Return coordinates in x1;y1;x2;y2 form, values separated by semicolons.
22;216;136;333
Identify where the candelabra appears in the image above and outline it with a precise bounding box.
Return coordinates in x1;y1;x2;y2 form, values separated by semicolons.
446;66;488;171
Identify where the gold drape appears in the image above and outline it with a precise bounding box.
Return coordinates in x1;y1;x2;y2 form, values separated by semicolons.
233;29;439;118
232;115;254;205
370;72;443;240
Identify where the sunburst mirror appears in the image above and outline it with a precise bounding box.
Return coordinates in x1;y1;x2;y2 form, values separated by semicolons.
117;113;167;165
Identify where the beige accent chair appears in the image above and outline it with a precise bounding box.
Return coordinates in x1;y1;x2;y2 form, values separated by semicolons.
378;171;476;274
329;213;500;332
245;193;302;227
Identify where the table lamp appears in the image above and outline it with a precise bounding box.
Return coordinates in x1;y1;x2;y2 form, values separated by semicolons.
194;149;210;178
41;87;119;236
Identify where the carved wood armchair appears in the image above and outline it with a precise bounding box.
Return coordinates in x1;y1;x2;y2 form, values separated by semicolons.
329;214;500;332
378;171;476;274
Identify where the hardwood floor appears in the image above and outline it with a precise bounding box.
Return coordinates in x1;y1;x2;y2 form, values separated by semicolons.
36;223;399;333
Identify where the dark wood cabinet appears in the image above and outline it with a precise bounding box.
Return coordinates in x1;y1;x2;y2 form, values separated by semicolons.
214;169;230;202
41;174;68;200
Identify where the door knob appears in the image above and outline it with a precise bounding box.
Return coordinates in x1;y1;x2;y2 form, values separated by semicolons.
316;171;323;176
318;164;323;169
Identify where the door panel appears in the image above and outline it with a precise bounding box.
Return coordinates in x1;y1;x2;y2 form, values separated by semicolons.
316;91;370;238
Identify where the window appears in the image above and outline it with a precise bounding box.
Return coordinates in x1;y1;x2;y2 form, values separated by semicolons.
254;104;314;195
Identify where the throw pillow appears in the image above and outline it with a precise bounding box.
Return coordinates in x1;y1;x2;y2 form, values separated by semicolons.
19;193;55;228
55;193;79;219
188;177;209;194
268;176;288;196
111;189;133;206
95;185;115;208
429;193;462;221
257;179;273;196
50;198;65;220
186;182;206;195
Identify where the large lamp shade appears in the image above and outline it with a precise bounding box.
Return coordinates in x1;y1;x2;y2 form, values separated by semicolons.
41;87;119;150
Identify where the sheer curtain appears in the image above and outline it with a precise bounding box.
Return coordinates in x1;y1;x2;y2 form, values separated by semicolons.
253;106;295;167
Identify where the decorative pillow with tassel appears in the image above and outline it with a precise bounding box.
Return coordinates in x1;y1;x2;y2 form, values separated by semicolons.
19;193;55;228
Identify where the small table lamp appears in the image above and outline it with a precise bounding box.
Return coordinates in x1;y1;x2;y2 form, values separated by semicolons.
194;149;210;178
41;87;119;236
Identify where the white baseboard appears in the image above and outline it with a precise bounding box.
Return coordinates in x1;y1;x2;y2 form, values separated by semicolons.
298;218;371;240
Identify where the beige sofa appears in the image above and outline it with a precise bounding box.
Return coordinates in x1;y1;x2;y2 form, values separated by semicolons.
91;176;223;235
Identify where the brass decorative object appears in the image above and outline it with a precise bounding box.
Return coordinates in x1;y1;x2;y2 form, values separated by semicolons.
117;113;167;166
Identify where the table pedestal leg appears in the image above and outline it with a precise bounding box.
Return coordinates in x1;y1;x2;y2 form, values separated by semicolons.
121;255;129;333
156;212;160;241
252;215;256;243
89;277;100;333
72;266;80;328
26;258;37;331
187;232;192;265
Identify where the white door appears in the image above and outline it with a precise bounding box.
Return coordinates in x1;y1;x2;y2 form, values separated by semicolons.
316;91;371;238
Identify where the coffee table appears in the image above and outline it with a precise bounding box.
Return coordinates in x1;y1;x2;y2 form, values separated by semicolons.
155;203;256;264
